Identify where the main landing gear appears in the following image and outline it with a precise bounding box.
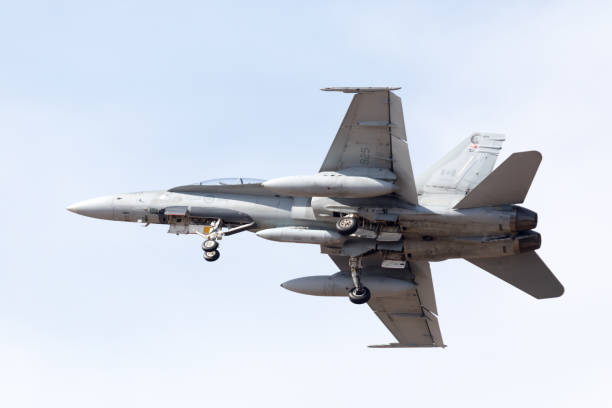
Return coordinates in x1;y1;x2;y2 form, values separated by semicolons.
336;215;359;236
348;256;370;304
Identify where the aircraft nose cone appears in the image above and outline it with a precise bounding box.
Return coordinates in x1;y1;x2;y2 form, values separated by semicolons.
67;196;115;220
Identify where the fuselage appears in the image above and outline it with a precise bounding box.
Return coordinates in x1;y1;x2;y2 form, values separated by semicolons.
68;188;539;262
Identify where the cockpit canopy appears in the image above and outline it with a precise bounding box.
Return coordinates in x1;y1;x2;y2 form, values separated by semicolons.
196;178;265;186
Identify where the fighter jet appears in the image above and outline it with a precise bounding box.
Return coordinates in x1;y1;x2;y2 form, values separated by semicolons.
68;87;563;348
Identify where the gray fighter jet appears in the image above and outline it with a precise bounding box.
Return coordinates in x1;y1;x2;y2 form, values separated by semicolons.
68;87;563;348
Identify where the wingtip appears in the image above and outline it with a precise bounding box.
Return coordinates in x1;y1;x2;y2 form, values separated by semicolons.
368;342;446;349
534;283;565;299
321;87;401;93
512;150;543;163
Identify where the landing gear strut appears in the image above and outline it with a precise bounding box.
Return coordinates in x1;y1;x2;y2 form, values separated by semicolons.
348;256;370;304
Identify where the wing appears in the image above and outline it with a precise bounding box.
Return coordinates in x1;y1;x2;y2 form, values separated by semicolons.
320;87;419;205
329;254;445;348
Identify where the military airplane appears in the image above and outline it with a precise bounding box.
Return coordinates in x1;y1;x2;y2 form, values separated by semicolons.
68;87;564;348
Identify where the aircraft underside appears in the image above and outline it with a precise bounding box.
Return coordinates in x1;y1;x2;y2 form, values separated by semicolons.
68;87;563;348
134;192;545;307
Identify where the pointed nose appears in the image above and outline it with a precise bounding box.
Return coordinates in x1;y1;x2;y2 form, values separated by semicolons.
67;196;115;220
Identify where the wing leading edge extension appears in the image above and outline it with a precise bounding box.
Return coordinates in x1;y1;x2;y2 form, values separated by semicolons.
320;88;419;205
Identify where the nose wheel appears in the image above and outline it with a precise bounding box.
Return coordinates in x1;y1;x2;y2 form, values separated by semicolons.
199;219;223;262
202;239;220;262
202;239;219;251
348;256;370;304
203;249;220;262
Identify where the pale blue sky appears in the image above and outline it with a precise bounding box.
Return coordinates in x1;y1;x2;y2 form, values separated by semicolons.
1;1;611;407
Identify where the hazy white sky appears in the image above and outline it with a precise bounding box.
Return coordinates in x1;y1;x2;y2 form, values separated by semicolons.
1;1;611;407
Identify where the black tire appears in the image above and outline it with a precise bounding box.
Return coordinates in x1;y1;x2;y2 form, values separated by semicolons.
202;240;219;251
336;216;358;235
203;250;220;262
348;286;371;304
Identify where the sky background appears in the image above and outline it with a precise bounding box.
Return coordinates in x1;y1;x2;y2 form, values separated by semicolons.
1;1;611;407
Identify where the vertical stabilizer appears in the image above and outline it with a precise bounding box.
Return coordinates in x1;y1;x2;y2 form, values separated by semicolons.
417;133;505;198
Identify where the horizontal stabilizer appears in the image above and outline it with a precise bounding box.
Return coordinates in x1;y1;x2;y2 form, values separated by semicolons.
467;252;564;299
454;151;542;209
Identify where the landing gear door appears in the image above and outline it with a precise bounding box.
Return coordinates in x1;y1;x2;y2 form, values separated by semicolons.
164;206;189;233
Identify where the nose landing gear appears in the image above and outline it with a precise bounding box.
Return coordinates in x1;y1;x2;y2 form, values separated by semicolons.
199;219;223;262
202;238;220;262
348;256;371;304
196;219;257;263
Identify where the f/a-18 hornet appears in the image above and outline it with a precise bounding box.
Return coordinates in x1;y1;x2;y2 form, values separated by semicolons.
68;87;564;348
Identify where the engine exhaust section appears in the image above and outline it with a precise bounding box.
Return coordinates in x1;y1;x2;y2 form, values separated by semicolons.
515;230;541;253
511;206;538;232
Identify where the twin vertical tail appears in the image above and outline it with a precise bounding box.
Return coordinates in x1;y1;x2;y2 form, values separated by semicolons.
424;139;564;298
417;132;506;198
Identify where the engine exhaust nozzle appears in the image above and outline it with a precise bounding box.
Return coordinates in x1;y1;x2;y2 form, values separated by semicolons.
512;206;538;232
515;231;542;253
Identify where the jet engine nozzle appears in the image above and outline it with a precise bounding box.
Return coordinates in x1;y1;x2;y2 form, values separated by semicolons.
515;231;542;253
512;206;538;232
